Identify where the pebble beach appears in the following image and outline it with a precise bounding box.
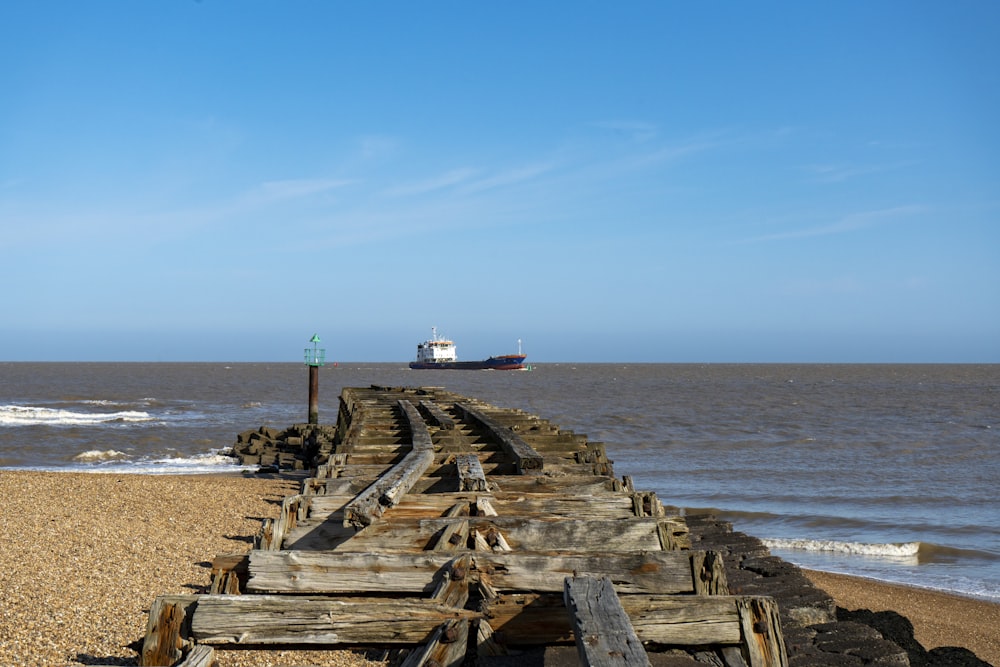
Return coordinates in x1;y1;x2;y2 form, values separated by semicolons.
0;471;382;667
1;471;996;666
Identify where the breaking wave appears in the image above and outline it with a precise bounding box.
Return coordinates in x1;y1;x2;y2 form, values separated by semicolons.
56;450;248;474
73;449;129;462
763;537;920;558
0;404;155;426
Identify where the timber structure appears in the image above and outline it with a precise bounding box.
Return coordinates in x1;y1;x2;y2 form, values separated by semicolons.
138;385;790;667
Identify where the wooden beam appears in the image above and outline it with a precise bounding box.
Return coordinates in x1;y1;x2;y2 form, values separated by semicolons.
564;576;650;667
139;595;198;666
482;593;780;648
455;402;544;473
737;596;788;667
343;401;436;528
692;551;730;596
190;595;479;645
419;399;455;429
247;550;714;595
398;399;434;451
248;551;457;594
325;517;669;553
455;453;488;492
175;645;215;667
400;619;468;667
430;554;473;609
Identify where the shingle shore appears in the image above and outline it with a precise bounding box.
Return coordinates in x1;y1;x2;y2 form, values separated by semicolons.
0;471;382;667
1;470;997;666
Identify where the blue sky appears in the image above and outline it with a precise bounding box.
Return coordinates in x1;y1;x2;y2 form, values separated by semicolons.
2;2;998;362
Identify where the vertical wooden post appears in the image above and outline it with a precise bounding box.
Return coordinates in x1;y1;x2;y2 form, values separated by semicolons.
304;333;325;425
308;364;319;424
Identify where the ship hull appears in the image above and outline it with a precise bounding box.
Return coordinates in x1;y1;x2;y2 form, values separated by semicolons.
409;354;526;370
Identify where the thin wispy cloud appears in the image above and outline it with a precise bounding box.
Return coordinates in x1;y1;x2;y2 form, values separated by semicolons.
382;168;478;197
801;161;916;184
745;205;924;243
458;163;556;194
256;177;355;202
616;132;730;172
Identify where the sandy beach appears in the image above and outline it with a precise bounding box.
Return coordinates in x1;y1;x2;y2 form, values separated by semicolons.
1;471;996;666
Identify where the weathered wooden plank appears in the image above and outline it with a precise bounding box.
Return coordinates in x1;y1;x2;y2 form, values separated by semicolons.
287;493;356;515
343;409;436;528
475;551;706;594
281;514;356;551
455;402;544;473
487;494;638;519
456;453;488;492
337;493;475;518
247;551;713;595
475;619;508;657
431;554;473;609
400;619;468;667
486;475;618;494
432;503;472;551
248;551;456;594
208;552;248;595
399;399;434;450
260;494;310;551
175;645;215;667
140;595;198;666
483;593;772;647
190;595;478;645
472;525;512;552
476;496;498;517
692;551;730;596
737;596;788;667
419;399;455;429
564;576;650;667
328;461;519;480
381;449;436;508
325;517;670;553
304;477;373;496
290;504;688;551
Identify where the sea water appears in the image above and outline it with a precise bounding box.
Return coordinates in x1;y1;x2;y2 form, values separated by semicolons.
1;362;997;602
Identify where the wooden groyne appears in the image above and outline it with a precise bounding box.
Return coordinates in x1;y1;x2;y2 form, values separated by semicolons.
136;386;920;667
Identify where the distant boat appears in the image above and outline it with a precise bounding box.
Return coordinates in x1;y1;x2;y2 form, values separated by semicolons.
409;327;527;370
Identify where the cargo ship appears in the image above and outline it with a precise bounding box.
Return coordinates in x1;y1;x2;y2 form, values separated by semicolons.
409;328;526;370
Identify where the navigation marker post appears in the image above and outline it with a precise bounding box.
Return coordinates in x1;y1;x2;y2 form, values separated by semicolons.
304;333;326;424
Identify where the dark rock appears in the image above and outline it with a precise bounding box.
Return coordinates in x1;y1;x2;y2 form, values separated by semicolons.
838;609;926;666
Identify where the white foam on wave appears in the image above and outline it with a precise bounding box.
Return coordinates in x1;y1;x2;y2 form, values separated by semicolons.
5;450;252;475
763;537;921;558
85;451;252;475
0;404;155;426
74;449;129;462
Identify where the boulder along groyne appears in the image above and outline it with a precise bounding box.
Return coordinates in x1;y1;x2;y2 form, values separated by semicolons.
139;385;988;666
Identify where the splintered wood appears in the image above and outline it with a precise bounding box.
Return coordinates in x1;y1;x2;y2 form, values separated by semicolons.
139;386;787;667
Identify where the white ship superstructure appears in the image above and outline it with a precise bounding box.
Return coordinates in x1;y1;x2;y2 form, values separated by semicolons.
414;327;458;364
